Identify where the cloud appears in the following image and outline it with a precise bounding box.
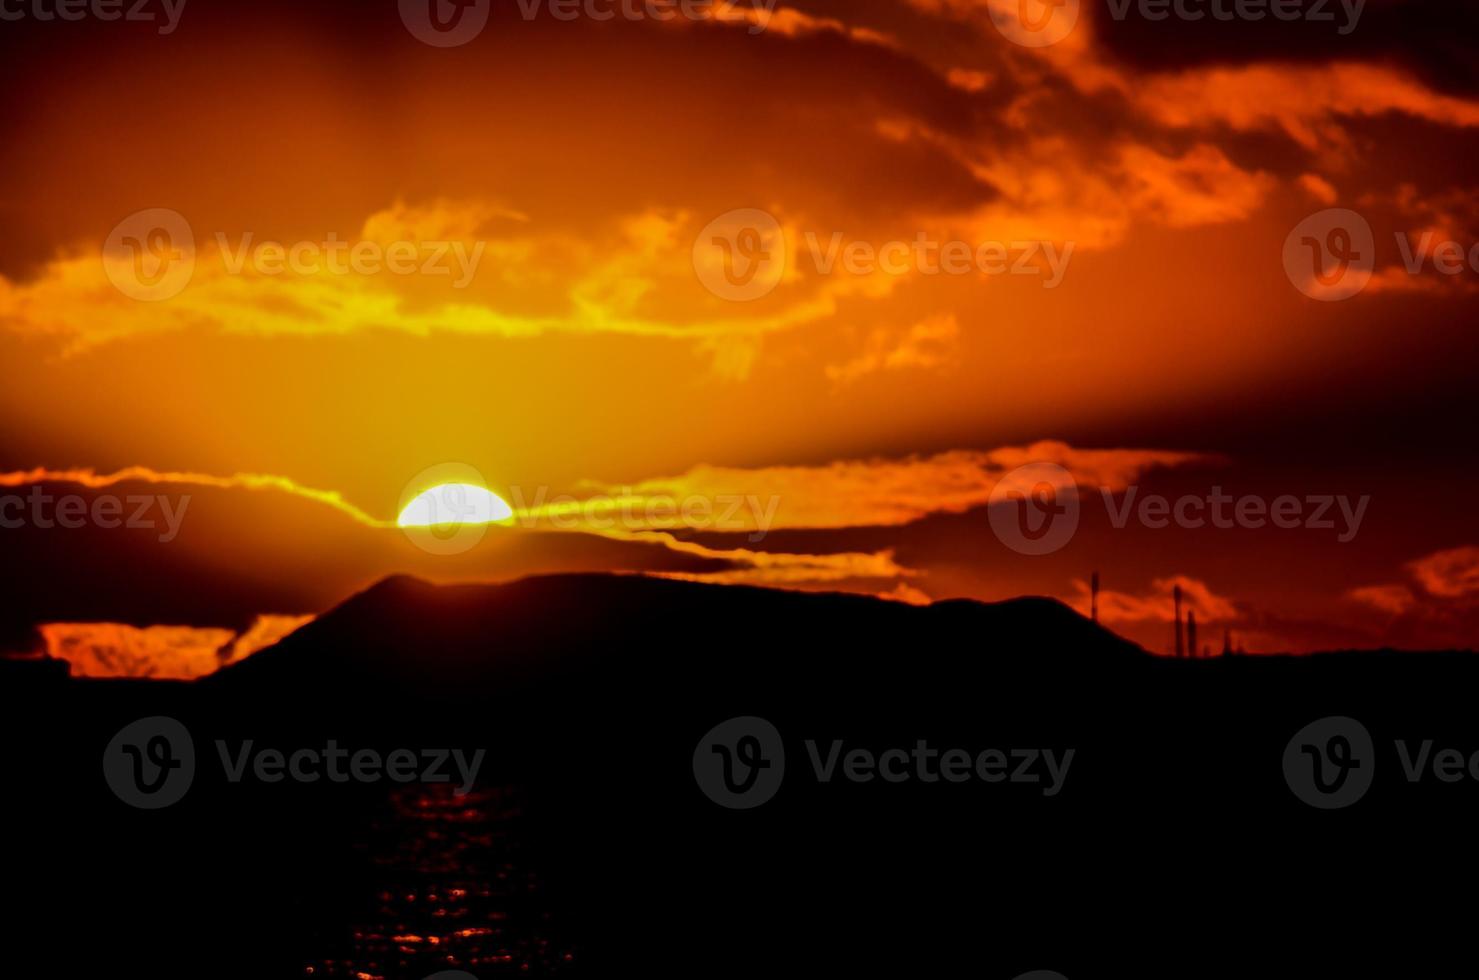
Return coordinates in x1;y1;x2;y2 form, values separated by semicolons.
1132;63;1479;151
648;535;915;587
0;200;927;379
1;440;1209;609
1347;584;1418;616
5;441;1205;541
1298;173;1339;205
1408;546;1479;599
36;614;311;680
825;313;959;385
702;3;900;45
1345;548;1479;648
1070;574;1239;625
0;466;388;528
503;440;1208;592
532;440;1209;534
876;581;934;605
1116;144;1275;228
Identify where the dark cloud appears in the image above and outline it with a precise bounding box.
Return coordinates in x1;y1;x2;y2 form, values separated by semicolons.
1091;0;1479;96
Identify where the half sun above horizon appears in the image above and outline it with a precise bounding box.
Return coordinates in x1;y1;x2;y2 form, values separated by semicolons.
396;483;515;528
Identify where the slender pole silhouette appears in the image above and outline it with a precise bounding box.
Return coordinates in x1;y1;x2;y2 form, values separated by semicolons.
1174;584;1184;658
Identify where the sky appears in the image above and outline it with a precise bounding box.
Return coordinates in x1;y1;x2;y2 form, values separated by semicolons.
2;0;1478;675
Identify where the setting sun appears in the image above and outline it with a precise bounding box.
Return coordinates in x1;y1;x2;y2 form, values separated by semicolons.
396;483;514;528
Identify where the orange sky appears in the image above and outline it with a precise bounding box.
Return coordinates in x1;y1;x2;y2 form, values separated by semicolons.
2;0;1478;673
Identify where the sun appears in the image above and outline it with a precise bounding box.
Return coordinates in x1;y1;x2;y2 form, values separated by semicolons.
396;483;514;528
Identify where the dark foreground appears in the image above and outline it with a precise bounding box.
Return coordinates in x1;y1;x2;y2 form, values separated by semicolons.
5;574;1478;977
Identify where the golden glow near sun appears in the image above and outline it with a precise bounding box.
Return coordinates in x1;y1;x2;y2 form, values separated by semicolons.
396;483;514;528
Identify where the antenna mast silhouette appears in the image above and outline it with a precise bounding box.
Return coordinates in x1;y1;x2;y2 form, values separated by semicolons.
1173;583;1184;658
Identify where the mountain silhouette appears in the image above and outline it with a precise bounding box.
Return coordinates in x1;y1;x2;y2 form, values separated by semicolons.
8;573;1479;978
210;572;1146;705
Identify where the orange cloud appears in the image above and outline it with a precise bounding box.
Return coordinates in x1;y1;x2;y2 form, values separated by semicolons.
1116;144;1275;229
876;581;934;605
1408;546;1479;599
1347;584;1418;616
1070;575;1238;625
1134;63;1479;151
825;313;959;386
524;440;1209;535
0;466;386;528
649;536;914;588
0;200;913;379
37;614;312;680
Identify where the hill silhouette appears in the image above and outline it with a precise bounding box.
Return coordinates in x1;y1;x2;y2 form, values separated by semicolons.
210;572;1146;705
8;573;1479;978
